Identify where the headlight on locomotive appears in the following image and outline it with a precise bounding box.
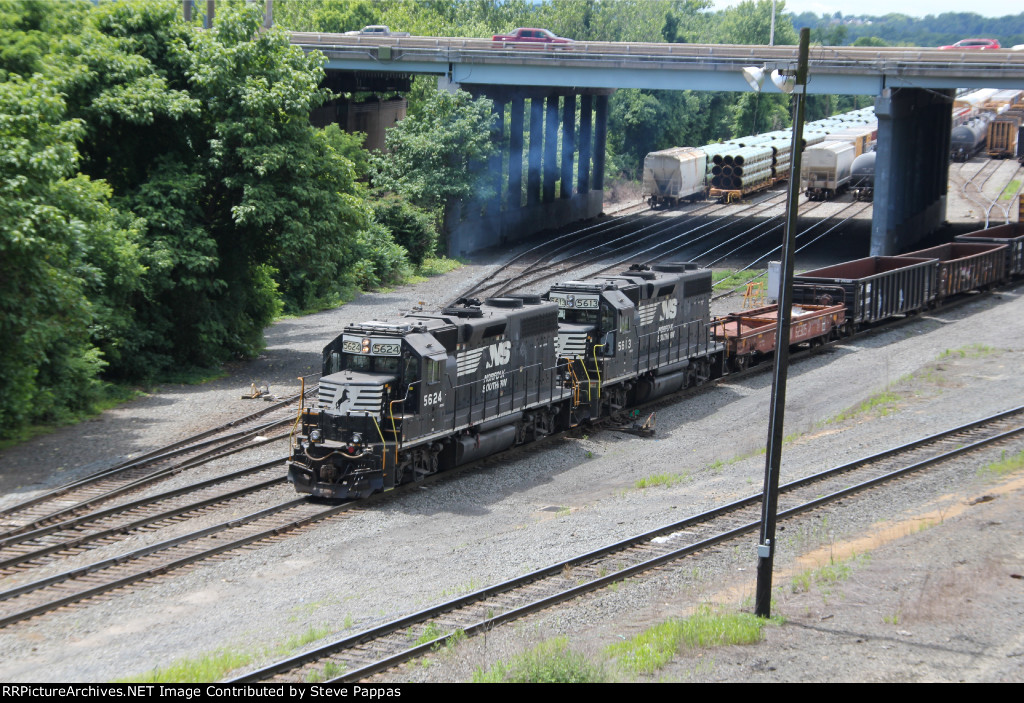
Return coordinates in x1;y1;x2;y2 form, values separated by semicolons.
309;429;322;444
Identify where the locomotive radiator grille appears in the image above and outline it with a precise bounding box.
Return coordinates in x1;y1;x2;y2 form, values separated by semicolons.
318;381;385;417
557;332;588;359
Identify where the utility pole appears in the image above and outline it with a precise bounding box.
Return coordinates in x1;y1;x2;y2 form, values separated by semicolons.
754;27;810;620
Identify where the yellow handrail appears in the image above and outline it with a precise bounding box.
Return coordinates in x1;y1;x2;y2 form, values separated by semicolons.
289;375;305;460
591;343;604;400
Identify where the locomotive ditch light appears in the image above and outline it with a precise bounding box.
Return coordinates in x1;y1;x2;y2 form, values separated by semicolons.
309;429;322;443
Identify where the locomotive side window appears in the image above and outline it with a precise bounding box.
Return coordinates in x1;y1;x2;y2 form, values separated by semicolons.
600;302;615;331
425;358;442;385
402;356;420;386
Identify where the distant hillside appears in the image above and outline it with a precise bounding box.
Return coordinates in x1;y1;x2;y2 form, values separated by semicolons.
789;11;1024;48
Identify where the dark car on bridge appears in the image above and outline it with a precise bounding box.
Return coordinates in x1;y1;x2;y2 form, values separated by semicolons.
939;38;1001;50
492;28;574;46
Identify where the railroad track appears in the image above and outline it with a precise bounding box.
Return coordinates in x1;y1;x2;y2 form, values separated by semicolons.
951;159;1005;216
0;457;292;579
231;405;1024;683
0;494;356;628
486;190;791;298
0;384;317;539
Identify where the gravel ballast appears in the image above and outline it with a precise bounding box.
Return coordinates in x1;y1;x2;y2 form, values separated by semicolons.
1;190;1022;683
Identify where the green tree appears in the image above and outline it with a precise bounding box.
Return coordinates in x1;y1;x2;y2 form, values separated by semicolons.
56;2;371;368
714;0;798;45
0;75;141;436
372;89;496;248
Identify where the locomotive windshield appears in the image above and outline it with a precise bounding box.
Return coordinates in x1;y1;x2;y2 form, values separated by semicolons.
339;353;400;374
551;291;601;326
558;307;598;325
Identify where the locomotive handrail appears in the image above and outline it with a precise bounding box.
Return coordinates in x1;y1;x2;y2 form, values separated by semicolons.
591;343;605;400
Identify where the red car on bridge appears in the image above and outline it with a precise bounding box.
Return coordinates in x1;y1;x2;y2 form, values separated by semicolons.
492;28;574;46
938;38;1001;50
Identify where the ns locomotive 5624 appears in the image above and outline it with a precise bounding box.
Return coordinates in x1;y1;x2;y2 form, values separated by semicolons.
288;263;725;500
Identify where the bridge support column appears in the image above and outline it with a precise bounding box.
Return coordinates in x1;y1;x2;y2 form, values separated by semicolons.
543;96;559;203
593;94;608;190
578;95;593;194
561;94;576;199
448;86;611;257
871;88;954;255
527;98;544;206
488;99;505;216
508;97;524;210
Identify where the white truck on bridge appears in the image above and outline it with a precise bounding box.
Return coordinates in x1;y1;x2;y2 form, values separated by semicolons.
344;26;410;37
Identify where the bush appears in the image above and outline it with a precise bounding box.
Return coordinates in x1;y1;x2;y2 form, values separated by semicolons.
351;223;410;289
370;195;438;265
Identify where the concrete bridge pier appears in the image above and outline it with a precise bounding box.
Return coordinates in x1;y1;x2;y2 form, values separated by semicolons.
871;87;955;255
449;87;613;257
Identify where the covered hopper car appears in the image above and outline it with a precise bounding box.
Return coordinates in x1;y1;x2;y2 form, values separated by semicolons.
801;141;855;200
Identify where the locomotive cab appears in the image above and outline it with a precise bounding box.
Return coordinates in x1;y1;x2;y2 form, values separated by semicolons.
289;320;450;499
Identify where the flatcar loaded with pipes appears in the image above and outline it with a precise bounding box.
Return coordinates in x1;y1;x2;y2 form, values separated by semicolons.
288;263;725;500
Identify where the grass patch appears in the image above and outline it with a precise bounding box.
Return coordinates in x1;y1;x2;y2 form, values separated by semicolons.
416;256;464;278
119;624;333;683
979;449;1024;478
414;621;445;646
790;553;869;594
121;649;251;683
274;626;330;657
999;181;1020;201
635;472;689;489
938;343;997;359
306;659;347;683
828;390;901;424
606;606;776;677
472;637;608;683
712;269;765;293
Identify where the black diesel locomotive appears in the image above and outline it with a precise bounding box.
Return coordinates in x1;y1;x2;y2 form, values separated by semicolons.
288;263;725;500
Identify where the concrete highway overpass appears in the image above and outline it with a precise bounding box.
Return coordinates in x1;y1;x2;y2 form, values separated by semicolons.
292;33;1024;256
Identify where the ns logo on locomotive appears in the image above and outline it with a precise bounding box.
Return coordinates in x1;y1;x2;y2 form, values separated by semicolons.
287;263;726;500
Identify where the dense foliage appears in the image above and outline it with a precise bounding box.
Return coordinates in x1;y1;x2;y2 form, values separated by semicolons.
0;1;396;439
372;89;497;244
5;0;995;440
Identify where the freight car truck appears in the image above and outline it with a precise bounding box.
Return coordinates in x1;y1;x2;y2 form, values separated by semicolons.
801;141;855;200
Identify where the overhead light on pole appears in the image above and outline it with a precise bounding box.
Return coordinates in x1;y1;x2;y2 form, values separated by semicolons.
754;27;811;621
770;68;798;94
742;66;767;92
